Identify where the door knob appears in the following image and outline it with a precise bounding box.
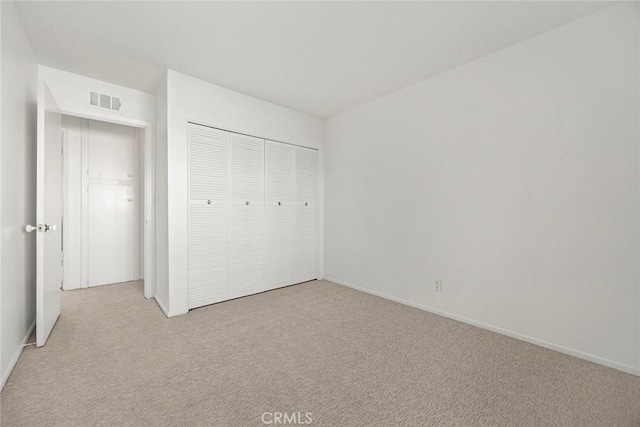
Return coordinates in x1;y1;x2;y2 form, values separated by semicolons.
26;224;56;232
305;202;308;206
278;202;281;206
246;201;250;206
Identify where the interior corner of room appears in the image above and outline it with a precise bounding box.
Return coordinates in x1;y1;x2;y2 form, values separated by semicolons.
1;0;639;425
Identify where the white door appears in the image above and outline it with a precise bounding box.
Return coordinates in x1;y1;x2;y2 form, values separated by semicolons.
87;120;136;286
293;147;318;284
33;80;62;347
264;141;294;290
188;124;229;309
229;133;264;299
88;184;135;285
87;120;136;181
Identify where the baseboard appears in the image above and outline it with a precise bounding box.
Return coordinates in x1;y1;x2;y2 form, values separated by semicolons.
154;297;170;318
325;277;640;377
1;320;36;391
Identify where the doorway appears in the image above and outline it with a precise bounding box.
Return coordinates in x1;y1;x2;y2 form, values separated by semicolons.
61;116;144;290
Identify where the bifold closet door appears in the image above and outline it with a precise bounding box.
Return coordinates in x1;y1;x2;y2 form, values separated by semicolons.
229;133;264;298
294;147;318;283
188;124;229;309
264;141;294;290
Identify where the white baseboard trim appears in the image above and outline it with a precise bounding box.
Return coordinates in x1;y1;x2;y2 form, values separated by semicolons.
154;297;170;318
1;320;36;391
325;277;640;377
154;297;187;318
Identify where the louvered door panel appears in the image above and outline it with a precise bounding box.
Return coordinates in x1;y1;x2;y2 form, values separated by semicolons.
265;141;294;203
264;141;294;290
294;147;318;283
188;124;229;309
189;203;228;308
293;203;317;283
229;133;264;298
230;133;264;203
229;204;263;298
189;125;228;202
295;147;318;204
264;206;293;290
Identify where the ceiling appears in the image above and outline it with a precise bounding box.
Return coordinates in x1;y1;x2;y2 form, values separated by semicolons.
15;1;611;118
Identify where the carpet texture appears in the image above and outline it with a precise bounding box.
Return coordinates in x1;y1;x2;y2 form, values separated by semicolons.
1;280;639;426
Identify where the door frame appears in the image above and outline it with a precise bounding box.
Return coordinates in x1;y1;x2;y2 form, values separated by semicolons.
58;108;155;299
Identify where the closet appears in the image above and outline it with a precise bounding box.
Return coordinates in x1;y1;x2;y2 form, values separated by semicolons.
264;141;294;290
187;123;318;309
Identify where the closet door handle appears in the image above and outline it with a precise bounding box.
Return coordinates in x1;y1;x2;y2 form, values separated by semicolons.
246;201;250;206
278;202;281;206
305;202;308;207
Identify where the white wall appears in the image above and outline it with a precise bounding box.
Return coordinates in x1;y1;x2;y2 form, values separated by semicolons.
61;115;83;289
1;0;4;390
1;1;38;389
154;72;169;314
161;70;324;316
325;3;640;374
38;66;154;126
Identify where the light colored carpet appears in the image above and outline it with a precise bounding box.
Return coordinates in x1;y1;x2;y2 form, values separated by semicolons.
0;280;639;427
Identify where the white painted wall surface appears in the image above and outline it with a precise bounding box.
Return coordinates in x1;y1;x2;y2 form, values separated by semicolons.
163;70;324;316
62;115;82;289
38;65;154;126
325;4;640;374
1;0;4;386
1;1;38;389
154;72;169;315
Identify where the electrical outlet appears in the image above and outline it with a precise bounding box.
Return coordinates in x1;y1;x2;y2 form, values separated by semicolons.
435;280;442;292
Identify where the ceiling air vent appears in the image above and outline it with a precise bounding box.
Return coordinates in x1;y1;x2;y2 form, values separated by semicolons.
88;91;122;112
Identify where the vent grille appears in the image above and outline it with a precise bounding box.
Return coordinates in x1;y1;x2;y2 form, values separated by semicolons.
111;97;121;111
89;91;122;112
99;94;111;109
